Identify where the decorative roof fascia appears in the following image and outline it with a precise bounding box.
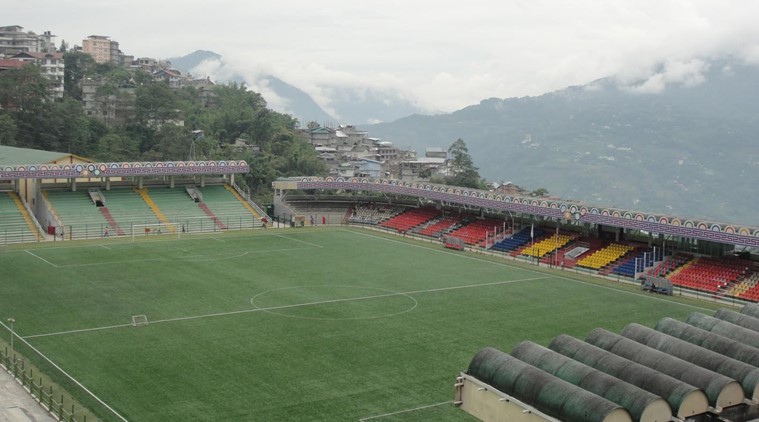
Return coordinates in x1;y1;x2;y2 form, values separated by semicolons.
273;176;759;248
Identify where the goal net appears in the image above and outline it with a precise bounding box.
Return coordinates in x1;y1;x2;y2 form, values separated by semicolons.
131;315;149;327
131;222;181;241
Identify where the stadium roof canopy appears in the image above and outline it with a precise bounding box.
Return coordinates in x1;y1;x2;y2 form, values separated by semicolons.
273;176;759;248
0;145;90;166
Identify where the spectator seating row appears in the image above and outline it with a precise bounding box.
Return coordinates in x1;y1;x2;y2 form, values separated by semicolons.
490;226;543;252
669;257;750;293
0;191;41;243
522;233;573;258
380;207;440;232
447;218;504;245
611;248;662;277
417;216;462;237
348;204;403;224
576;243;635;270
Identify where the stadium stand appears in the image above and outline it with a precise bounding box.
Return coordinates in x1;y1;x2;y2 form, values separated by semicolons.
490;226;543;253
669;257;750;293
0;191;41;243
576;243;635;270
379;207;440;232
446;217;504;245
144;187;214;227
348;204;403;225
45;189;111;239
522;233;574;258
416;215;463;238
197;185;264;230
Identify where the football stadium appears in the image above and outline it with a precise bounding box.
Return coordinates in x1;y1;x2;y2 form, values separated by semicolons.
2;145;759;421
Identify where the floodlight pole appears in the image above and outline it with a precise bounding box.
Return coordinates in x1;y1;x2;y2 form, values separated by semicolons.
7;317;15;363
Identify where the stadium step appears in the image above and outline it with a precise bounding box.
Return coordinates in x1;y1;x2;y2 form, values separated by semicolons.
224;184;266;223
136;188;176;232
198;202;227;230
99;207;125;236
9;191;41;241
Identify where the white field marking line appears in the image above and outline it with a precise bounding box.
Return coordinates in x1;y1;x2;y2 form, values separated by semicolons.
345;228;717;312
358;401;453;421
24;323;134;339
0;323;129;422
99;244;111;250
49;246;319;268
271;232;324;248
210;237;225;243
25;275;542;339
24;249;58;268
1;229;331;254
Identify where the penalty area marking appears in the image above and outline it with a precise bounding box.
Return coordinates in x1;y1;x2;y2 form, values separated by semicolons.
272;233;324;248
358;400;453;421
24;249;58;268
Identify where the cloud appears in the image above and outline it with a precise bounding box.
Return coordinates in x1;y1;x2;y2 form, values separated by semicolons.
620;59;710;94
7;0;759;114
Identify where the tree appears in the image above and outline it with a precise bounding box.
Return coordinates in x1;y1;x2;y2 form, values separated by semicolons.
530;188;549;197
96;133;139;162
446;138;483;189
63;51;96;100
135;82;178;125
0;114;18;146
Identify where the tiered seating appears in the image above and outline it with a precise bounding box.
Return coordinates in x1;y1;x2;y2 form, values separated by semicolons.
45;189;110;239
576;243;635;270
198;185;263;229
611;248;660;277
417;216;462;237
380;207;439;232
522;233;573;258
447;218;504;245
0;192;40;243
649;253;693;277
348;204;403;224
100;188;161;232
734;269;759;302
669;257;750;293
145;187;209;222
491;226;542;252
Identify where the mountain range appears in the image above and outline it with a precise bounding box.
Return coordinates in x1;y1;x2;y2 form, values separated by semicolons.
367;60;759;226
166;50;424;125
167;50;758;226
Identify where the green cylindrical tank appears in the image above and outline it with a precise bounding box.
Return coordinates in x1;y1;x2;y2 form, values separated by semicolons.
468;347;632;422
686;312;759;349
586;328;744;411
621;323;759;400
741;304;759;319
656;317;759;368
548;334;708;419
715;308;759;333
511;341;671;422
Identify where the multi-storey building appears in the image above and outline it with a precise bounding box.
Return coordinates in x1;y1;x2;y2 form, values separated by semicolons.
82;35;130;65
10;51;65;98
0;26;56;57
82;35;111;64
82;78;136;127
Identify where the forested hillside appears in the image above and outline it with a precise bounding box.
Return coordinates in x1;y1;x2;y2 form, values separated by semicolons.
0;51;324;196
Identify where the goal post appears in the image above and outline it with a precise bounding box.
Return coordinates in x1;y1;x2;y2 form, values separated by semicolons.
131;315;148;327
131;222;181;241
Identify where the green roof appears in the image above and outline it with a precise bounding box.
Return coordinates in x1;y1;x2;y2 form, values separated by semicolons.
0;145;75;166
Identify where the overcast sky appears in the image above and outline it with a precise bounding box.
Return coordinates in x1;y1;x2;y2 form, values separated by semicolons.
7;0;759;113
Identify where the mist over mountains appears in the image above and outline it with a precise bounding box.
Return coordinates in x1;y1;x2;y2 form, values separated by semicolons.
168;50;757;225
367;60;759;226
167;50;424;125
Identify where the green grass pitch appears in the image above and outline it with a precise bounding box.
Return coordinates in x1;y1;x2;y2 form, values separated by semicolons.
0;228;724;421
